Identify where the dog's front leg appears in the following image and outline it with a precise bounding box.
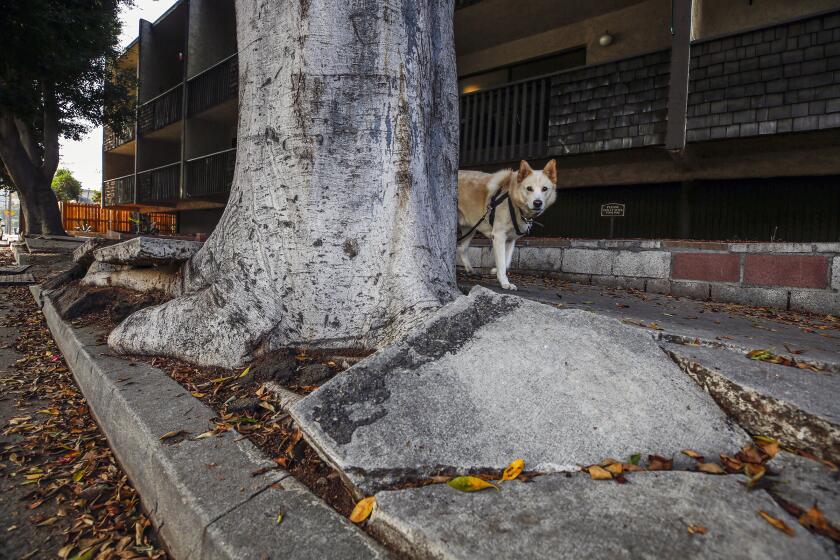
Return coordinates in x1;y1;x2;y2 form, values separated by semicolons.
493;233;516;290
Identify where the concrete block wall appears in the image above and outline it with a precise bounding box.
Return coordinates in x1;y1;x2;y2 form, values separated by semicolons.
462;238;840;314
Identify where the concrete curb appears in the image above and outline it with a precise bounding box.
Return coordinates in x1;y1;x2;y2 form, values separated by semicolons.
31;286;386;560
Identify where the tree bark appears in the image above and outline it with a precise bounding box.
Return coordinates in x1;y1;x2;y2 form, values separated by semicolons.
0;108;66;236
108;0;459;368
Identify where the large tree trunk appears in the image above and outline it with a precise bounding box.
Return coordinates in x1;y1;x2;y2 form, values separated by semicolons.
109;0;459;368
0;102;66;236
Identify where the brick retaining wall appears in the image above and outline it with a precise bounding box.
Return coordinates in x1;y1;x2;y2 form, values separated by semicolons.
464;238;840;314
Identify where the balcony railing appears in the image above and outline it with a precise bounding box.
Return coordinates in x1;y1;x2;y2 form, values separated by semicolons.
459;76;551;167
104;125;135;151
455;0;483;9
187;54;238;117
103;174;135;206
138;84;183;134
136;162;181;203
185;148;236;198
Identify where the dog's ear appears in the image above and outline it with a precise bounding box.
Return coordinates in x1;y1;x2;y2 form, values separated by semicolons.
543;159;557;185
517;160;533;183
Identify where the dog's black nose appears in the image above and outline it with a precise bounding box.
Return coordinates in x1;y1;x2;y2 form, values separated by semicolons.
533;200;543;208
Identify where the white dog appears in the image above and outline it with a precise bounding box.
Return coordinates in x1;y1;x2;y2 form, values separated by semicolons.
457;160;558;290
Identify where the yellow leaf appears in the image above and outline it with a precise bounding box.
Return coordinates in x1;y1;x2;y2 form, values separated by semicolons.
758;510;795;536
447;476;498;492
36;408;60;416
588;465;613;480
502;459;525;481
697;463;726;475
238;366;251;379
276;513;284;525
349;497;376;523
191;392;206;398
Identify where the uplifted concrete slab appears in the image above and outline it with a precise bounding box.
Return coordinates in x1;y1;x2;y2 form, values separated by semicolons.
93;236;202;266
25;234;88;252
291;287;747;494
370;471;832;560
767;452;840;530
666;343;840;463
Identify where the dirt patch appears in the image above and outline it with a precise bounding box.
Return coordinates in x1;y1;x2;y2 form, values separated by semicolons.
52;281;171;330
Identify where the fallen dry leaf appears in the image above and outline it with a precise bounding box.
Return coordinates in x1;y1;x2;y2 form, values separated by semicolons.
349;496;376;523
798;505;840;541
588;465;613;480
758;510;795;536
647;455;673;471
682;449;704;462
753;436;780;459
502;459;525;481
447;476;498;492
159;430;187;441
720;454;744;473
605;463;624;476
737;444;765;465
697;463;726;475
687;523;707;535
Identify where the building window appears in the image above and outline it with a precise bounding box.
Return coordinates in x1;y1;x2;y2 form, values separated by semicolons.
459;47;586;94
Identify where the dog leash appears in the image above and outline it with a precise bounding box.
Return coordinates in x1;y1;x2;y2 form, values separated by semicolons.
457;190;531;242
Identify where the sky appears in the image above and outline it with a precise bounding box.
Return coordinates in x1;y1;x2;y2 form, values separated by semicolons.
59;0;174;192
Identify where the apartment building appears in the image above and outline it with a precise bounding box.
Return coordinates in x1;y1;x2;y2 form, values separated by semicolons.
103;0;840;241
102;0;237;234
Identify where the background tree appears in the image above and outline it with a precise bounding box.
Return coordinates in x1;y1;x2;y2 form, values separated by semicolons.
51;168;83;202
0;0;134;235
91;190;102;205
109;0;459;368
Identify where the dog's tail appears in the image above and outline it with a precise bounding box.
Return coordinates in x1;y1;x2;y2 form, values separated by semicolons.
486;169;514;197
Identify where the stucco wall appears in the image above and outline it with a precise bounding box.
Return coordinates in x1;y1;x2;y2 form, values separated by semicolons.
693;0;840;40
457;0;671;76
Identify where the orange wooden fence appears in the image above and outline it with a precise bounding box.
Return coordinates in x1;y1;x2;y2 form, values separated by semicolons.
60;202;178;234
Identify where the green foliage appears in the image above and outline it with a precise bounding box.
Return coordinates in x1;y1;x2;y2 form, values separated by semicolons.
51;168;83;202
91;190;102;204
0;0;136;143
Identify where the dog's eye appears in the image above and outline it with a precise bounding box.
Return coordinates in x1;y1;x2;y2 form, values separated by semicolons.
542;187;548;192
526;186;533;192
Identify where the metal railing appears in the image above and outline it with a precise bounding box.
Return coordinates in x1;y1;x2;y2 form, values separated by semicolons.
459;75;551;167
136;162;181;203
138;84;183;134
102;174;135;206
104;125;135;151
187;53;238;117
185;148;236;197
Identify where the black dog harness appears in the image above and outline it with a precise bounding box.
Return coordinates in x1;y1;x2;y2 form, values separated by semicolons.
457;190;532;242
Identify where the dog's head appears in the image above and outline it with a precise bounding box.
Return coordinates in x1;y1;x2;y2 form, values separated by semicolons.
510;159;558;216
